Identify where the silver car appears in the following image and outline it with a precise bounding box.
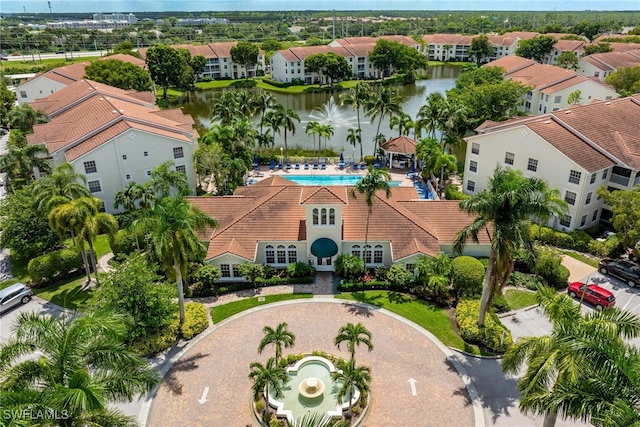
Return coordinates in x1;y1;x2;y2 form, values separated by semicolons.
0;283;33;314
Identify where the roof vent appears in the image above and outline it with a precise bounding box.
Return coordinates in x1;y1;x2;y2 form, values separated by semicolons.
605;101;611;105
98;97;104;100
565;110;571;114
112;110;117;114
119;109;124;112
544;120;551;124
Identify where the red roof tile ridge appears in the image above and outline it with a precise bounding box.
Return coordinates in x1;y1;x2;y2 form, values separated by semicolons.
225;238;251;259
300;186;348;204
614;131;640;157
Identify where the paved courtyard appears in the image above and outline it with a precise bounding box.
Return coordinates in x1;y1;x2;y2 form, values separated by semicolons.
147;299;477;427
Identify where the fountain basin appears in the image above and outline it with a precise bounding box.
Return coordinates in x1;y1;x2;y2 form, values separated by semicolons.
299;377;325;398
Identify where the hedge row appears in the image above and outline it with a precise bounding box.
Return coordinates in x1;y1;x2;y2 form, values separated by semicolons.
27;248;84;287
337;280;405;292
180;302;210;339
254;275;314;286
529;224;623;258
455;299;513;353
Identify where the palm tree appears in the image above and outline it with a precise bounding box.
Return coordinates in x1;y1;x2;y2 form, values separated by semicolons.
235;90;257;118
453;166;567;326
149;160;190;198
257;322;296;365
7;103;48;134
0;143;50;190
0;311;158;426
350;166;392;265
33;162;90;213
114;181;145;212
210;90;240;126
432;149;457;196
136;196;218;325
346;128;361;158
48;199;93;282
292;412;350;427
389;112;413;137
502;286;640;427
280;107;300;157
306;121;321;154
331;358;371;420
366;86;402;153
414;253;452;301
252;91;276;137
335;322;374;361
318;123;334;154
417;92;445;140
263;107;284;151
340;82;370;160
248;357;289;417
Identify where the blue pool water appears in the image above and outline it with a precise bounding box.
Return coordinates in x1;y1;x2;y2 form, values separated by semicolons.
286;174;402;186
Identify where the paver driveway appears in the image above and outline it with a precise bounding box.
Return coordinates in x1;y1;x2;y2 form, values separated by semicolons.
147;299;476;427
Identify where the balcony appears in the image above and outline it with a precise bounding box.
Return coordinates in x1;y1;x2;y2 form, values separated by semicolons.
609;174;630;186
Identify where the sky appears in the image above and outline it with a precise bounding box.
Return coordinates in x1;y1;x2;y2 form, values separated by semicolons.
1;0;638;14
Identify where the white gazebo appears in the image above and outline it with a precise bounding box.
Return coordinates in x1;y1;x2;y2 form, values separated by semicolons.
379;135;418;170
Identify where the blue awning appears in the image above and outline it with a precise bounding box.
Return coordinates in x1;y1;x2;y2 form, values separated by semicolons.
310;238;339;258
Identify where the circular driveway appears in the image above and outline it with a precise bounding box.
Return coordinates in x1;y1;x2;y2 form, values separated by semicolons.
147;299;476;426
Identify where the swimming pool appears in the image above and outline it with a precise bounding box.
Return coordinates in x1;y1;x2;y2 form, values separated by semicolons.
285;174;402;186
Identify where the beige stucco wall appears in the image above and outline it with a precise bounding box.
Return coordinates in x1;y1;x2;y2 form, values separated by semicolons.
578;59;609;80
206;253;252;282
18;76;69;104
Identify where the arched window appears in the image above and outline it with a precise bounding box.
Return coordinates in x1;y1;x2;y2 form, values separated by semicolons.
277;245;286;263
351;245;361;258
364;245;372;264
313;208;319;225
374;245;383;263
320;208;327;225
265;245;275;264
329;208;335;225
288;245;297;263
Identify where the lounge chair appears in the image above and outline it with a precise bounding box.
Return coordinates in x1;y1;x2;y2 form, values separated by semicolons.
360;164;367;170
352;163;359;170
373;162;380;169
269;160;275;170
321;163;327;170
304;163;310;170
286;163;292;170
294;163;300;170
313;163;319;170
278;163;283;170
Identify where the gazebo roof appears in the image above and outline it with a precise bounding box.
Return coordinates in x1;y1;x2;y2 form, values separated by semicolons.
380;136;418;154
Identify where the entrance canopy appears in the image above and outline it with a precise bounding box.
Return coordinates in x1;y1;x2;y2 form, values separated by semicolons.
310;238;339;258
380;136;418;169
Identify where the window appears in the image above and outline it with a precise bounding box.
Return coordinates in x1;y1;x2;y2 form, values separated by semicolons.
265;245;275;263
83;161;97;174
469;160;478;173
585;192;592;205
122;154;127;160
592;210;599;222
125;173;131;180
560;214;572;228
580;215;587;227
505;152;515;165
590;173;596;184
329;208;335;225
594;71;600;77
288;245;297;263
554;95;561;103
20;91;27;98
351;245;361;258
176;165;186;174
220;264;231;277
277;245;286;263
568;170;581;185
471;143;480;155
173;147;184;159
467;180;476;192
312;208;319;225
320;208;327;225
405;264;414;273
146;170;152;176
232;264;240;277
87;180;101;193
564;191;577;205
602;169;608;180
143;151;148;157
364;245;372;264
373;245;383;263
527;158;538;172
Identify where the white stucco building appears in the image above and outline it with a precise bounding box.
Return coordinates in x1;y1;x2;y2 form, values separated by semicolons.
578;50;640;80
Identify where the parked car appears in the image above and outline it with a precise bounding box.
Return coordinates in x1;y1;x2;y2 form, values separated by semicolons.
599;259;640;288
0;283;33;314
55;50;65;54
0;53;7;60
567;281;616;310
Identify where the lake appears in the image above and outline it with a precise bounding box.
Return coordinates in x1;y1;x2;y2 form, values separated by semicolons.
179;65;462;158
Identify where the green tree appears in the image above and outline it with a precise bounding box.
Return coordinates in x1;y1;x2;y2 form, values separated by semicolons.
468;35;494;65
605;65;640;97
274;105;300;157
238;262;265;288
92;252;176;340
0;311;158;426
432;148;457;196
350;166;392;266
334;253;365;280
114;181;155;212
453;166;566;326
389;112;413;137
339;82;370;160
597;185;640;249
137;196;218;325
414;253;452;303
583;43;613;56
366;86;403;153
252;90;276;138
0;81;15;129
48;199;93;281
0;142;50;189
305;52;351;87
190;55;207;78
33;162;90;213
515;36;557;63
84;59;153;91
230;41;260;78
150;159;190;198
417;92;446;140
292;412;350;427
248;357;289;417
306;121;321;154
567;90;583;105
257;322;296;365
369;39;426;79
346;128;361;158
211;91;242;126
7;103;47;134
318;123;334;153
555;51;579;70
335;322;374;361
145;44;184;99
331;358;371;419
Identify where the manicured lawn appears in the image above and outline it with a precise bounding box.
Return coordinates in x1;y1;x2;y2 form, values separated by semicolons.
337;291;484;355
33;274;95;310
196;80;236;90
504;288;539;311
559;249;600;268
62;234;112;259
210;293;313;323
0;56;100;73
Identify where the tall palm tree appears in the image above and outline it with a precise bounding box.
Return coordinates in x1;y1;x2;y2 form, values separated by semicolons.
366;86;402;154
502;286;640;427
248;357;289;418
263;105;284;151
235;90;257;118
414;253;452;300
306;121;321;155
0;311;158;426
453;166;567;326
257;322;296;365
7;103;48;134
252;91;276;137
389;112;413;137
340;82;370;160
334;322;374;361
114;181;145;212
136;196;218;325
149;160;190;198
318;123;334;154
280;107;300;157
432;149;457;196
350;166;392;265
346;128;361;158
210;90;240;126
33;162;90;214
417;92;445;140
0;143;50;190
48;199;92;282
331;358;371;420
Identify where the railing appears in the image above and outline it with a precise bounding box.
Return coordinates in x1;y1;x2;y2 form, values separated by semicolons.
609;173;630;186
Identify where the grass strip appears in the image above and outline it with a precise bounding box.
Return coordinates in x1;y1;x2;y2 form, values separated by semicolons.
210;293;313;323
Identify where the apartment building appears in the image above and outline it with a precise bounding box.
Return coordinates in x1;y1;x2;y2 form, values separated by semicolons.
578;50;640;80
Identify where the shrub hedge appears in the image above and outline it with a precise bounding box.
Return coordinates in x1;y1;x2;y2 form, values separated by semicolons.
27;248;84;287
180;302;209;339
337;280;405;292
451;256;485;298
109;229;139;260
455;299;513;353
529;224;623;258
128;318;179;356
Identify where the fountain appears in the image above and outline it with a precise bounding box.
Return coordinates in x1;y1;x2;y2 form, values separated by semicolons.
267;356;360;424
307;96;359;129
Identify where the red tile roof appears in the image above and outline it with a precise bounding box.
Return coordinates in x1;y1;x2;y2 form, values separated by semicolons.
581;50;640;71
380;135;418;154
